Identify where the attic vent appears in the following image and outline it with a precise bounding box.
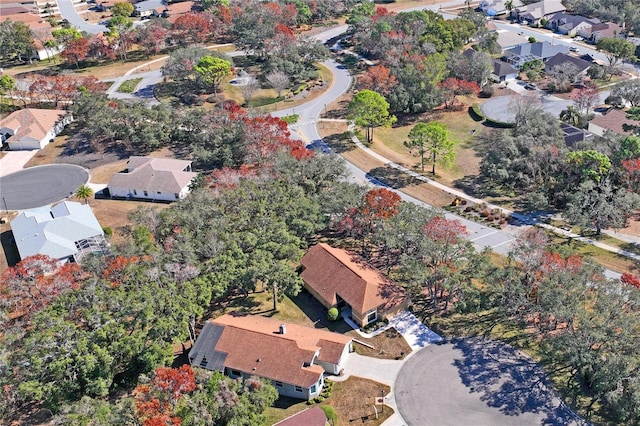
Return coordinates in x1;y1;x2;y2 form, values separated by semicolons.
279;324;286;335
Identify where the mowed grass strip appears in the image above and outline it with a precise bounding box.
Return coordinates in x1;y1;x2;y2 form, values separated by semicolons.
117;78;143;93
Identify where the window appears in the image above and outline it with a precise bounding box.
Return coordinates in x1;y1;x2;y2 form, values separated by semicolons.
199;357;208;368
367;311;377;324
231;369;241;377
175;193;179;199
295;386;303;392
157;191;161;194
275;381;283;387
133;189;137;195
143;190;148;196
310;385;316;393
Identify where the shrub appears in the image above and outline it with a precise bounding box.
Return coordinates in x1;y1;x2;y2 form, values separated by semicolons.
479;85;494;98
321;406;337;423
314;396;324;403
327;307;339;321
461;199;467;205
102;227;113;237
464;206;473;212
487;215;495;221
528;36;536;43
117;78;143;93
281;114;300;124
481;209;490;217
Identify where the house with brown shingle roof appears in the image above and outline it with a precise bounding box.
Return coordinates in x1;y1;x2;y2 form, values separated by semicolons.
273;407;327;426
300;243;409;328
189;314;353;400
0;108;72;150
588;108;638;136
107;156;198;202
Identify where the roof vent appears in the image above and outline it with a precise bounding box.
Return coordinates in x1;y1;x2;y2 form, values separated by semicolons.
279;324;286;335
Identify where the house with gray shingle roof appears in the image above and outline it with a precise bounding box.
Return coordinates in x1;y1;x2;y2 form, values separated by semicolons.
545;12;599;36
504;41;569;69
0;108;72;150
10;201;109;263
515;0;566;25
107;157;198;202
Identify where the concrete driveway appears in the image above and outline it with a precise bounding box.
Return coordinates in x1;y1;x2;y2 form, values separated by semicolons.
395;337;585;426
0;164;89;210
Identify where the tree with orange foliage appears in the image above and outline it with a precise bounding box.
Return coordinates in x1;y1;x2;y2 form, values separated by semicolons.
0;255;84;324
358;64;398;96
134;365;196;425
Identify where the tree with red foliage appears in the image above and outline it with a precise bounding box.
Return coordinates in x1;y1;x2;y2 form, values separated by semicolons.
172;12;213;46
573;84;599;114
134;365;196;426
621;273;640;290
621;158;640;193
0;255;84;323
438;77;480;109
134;22;168;57
358;64;398;96
89;33;116;61
337;188;401;252
61;36;90;68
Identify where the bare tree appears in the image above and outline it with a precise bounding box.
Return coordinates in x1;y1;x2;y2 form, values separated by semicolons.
240;77;260;106
266;70;290;98
548;62;580;92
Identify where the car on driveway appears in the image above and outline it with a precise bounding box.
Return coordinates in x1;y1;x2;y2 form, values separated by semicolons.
524;83;537;90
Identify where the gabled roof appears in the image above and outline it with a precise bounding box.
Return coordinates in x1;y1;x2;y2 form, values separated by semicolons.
0;108;69;143
590;109;637;135
493;60;517;76
546;12;598;28
274;407;327;426
10;201;104;261
108;156;197;194
505;41;569;61
586;22;624;37
190;314;352;388
300;244;407;316
544;52;593;73
516;0;565;20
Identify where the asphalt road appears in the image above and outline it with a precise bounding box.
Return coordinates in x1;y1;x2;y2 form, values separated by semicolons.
0;164;89;210
395;337;586;426
56;0;107;34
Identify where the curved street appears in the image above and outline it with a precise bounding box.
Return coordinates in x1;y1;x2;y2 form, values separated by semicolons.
56;0;107;34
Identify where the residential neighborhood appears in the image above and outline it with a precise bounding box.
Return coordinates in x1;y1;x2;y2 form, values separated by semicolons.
0;0;640;424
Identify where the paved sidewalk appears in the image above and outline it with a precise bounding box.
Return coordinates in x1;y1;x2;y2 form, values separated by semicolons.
348;127;640;266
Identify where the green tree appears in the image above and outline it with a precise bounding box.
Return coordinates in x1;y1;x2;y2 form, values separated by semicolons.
0;20;34;62
75;185;94;204
106;15;133;61
416;122;454;175
0;74;15;107
348;89;396;143
194;55;232;95
404;122;431;171
597;37;636;77
565;179;640;235
111;1;134;17
559;105;581;126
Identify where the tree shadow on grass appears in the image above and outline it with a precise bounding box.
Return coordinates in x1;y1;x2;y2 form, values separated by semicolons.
367;166;420;190
452;337;583;425
322;131;353;154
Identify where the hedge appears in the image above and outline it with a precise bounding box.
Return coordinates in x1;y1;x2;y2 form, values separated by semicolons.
469;104;485;122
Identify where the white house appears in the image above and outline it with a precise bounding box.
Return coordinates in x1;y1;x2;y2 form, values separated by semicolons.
0;108;72;150
515;0;566;25
10;201;109;263
107;157;198;202
189;314;353;400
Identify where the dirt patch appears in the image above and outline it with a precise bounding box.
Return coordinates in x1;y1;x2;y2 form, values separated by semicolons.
350;328;411;360
90;199;170;247
327;377;393;425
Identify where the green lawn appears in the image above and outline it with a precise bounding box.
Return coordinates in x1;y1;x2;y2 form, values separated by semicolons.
116;78;143;93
